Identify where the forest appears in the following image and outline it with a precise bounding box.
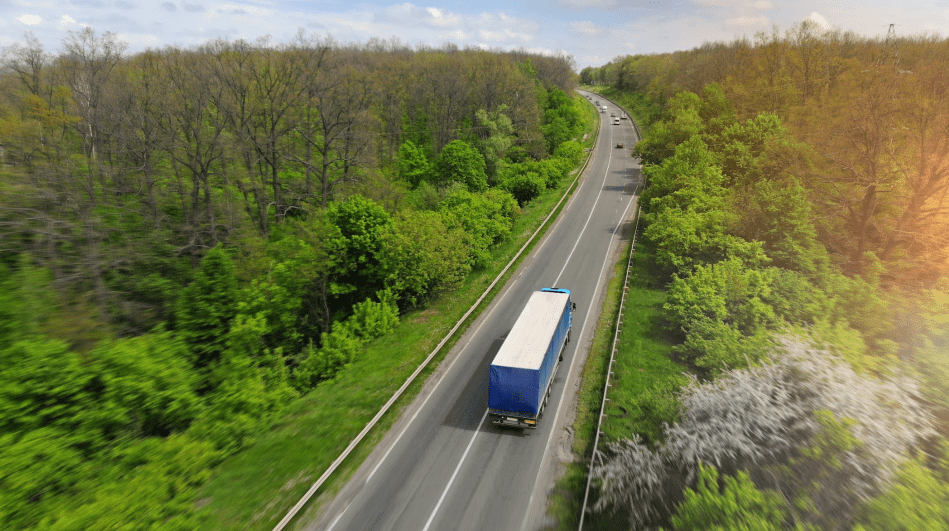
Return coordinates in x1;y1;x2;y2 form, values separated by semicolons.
579;20;949;530
0;28;587;529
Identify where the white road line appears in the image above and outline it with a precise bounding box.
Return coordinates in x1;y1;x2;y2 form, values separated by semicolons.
519;108;638;531
330;278;525;528
327;99;613;531
421;409;490;531
553;114;614;287
324;500;353;531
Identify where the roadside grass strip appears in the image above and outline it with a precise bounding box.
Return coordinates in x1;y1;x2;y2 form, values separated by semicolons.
195;98;600;531
545;236;684;530
600;241;685;445
543;239;628;531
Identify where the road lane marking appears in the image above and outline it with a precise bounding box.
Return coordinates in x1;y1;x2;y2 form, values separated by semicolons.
332;281;523;528
553;114;614;287
520;110;640;531
324;500;353;531
421;409;490;531
322;97;613;530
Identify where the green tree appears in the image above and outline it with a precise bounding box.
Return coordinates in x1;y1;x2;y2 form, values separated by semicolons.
733;179;828;276
397;139;431;188
326;194;393;303
86;330;201;439
665;258;776;372
431;139;488;192
499;168;546;205
175;246;238;372
541;88;583;154
634;90;704;166
670;463;789;531
642;137;768;276
855;449;949;531
474;106;514;182
379;210;470;308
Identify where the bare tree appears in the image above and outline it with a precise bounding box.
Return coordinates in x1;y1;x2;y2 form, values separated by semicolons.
57;27;127;162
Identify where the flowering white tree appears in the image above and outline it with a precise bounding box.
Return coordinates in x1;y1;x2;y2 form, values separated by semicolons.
592;335;935;529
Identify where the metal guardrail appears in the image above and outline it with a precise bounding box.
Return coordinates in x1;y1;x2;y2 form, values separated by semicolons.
272;96;602;531
577;93;644;531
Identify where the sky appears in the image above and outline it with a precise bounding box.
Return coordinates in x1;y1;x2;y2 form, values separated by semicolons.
2;0;948;69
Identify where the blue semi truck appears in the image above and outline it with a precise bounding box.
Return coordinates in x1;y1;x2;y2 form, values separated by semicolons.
489;288;575;429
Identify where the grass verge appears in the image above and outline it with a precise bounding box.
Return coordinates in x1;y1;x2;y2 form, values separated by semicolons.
544;228;684;530
194;97;600;531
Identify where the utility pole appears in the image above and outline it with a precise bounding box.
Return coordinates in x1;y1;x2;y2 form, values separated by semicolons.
878;23;899;68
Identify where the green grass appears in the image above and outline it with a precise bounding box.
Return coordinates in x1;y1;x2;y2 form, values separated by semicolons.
543;236;627;531
544;226;685;530
600;242;685;445
194;96;600;531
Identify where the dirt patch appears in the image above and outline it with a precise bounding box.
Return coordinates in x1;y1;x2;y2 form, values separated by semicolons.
410;309;438;324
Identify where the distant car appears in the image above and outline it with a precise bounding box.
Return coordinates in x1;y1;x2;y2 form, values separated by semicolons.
621;115;628;120
615;143;624;148
610;112;616;117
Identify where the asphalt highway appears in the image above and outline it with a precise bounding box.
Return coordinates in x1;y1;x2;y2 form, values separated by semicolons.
307;91;642;531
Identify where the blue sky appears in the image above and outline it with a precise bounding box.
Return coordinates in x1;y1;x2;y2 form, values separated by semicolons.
2;1;948;69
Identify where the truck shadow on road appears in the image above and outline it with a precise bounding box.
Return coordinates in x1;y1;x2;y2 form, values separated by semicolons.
441;334;537;439
440;335;504;432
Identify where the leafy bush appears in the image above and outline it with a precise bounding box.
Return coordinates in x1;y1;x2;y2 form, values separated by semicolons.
624;374;689;448
499;169;546;205
292;289;399;391
347;289;399;341
854;448;949;531
379;210;470;308
431;139;488;192
439;187;518;268
664;258;776;372
553;139;585;168
669;463;788;531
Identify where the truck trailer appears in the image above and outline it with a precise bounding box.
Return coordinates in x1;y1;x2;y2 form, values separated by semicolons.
489;288;575;429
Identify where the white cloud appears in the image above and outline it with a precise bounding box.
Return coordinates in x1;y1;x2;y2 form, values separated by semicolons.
692;0;772;8
376;3;461;29
557;0;617;8
807;11;832;30
726;15;769;26
570;21;604;37
59;14;76;29
425;7;460;28
116;33;160;46
17;14;42;25
479;28;533;43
